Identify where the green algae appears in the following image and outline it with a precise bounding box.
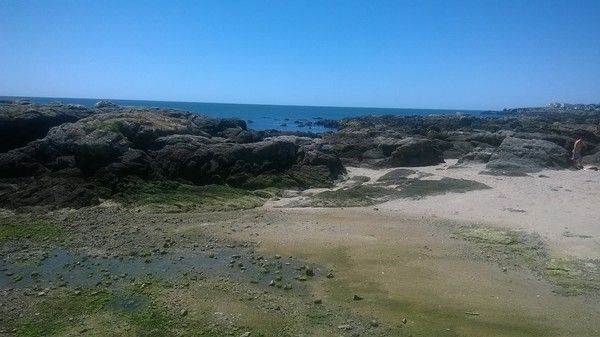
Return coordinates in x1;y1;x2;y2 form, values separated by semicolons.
296;177;490;208
455;225;600;297
456;227;518;245
376;169;417;183
301;185;398;207
395;178;491;199
0;216;62;242
543;258;600;296
116;181;266;213
233;165;336;190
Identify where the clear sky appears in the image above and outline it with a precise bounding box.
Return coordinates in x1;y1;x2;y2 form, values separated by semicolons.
1;0;599;110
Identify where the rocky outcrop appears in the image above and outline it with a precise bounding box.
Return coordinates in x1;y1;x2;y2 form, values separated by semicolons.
0;106;345;208
321;106;600;173
486;137;571;173
0;101;93;153
387;138;444;167
582;151;600;166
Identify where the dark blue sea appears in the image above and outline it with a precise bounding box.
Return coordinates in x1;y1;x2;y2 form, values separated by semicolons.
2;96;488;132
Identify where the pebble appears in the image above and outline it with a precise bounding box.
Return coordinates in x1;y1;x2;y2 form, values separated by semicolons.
180;309;188;316
353;294;363;301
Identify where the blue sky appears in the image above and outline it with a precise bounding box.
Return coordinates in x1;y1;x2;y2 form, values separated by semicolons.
1;0;599;110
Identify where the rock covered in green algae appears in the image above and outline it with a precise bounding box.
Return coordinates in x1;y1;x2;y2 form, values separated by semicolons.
0;104;345;209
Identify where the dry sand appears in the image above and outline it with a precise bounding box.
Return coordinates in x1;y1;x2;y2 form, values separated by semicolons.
357;160;600;259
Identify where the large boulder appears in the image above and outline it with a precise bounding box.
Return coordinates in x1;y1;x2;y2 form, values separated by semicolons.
486;137;571;173
153;136;299;184
388;138;444;167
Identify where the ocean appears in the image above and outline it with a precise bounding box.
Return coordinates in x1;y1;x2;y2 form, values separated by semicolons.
2;96;488;132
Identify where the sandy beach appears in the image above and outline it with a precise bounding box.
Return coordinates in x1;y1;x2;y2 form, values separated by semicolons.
349;160;600;259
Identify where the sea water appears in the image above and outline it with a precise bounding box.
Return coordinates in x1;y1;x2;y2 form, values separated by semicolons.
2;96;488;132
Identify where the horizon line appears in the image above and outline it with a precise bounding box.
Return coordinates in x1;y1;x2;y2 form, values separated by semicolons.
1;94;501;112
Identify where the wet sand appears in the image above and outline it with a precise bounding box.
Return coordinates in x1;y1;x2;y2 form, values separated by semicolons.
1;162;599;336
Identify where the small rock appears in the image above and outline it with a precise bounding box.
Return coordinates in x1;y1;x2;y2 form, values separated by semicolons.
283;283;292;290
370;320;379;327
402;318;407;324
327;272;334;278
338;324;353;330
353;294;363;301
305;266;314;277
314;299;322;304
240;332;251;337
180;309;188;316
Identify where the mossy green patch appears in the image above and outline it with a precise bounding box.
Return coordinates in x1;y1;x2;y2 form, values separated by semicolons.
376;169;417;183
6;287;204;337
456;227;517;245
233;165;335;190
456;225;600;297
116;180;266;213
97;120;126;135
296;177;489;208
300;185;398;207
10;290;111;337
395;177;490;199
543;258;600;296
0;216;62;242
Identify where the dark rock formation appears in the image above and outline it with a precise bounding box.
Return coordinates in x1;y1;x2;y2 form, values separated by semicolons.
457;149;494;165
388;138;444;167
321;105;600;172
0;105;344;209
486;137;571;173
582;151;600;166
0;101;93;152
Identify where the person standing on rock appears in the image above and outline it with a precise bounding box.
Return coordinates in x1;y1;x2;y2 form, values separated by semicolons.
571;138;585;168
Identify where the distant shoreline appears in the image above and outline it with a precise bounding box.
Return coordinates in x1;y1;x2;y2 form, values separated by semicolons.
0;96;489;133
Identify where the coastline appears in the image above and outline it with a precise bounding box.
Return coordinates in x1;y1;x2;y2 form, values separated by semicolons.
0;100;599;336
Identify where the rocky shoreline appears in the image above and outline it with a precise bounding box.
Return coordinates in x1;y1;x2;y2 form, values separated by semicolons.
0;101;344;210
1;100;598;210
1;100;600;336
